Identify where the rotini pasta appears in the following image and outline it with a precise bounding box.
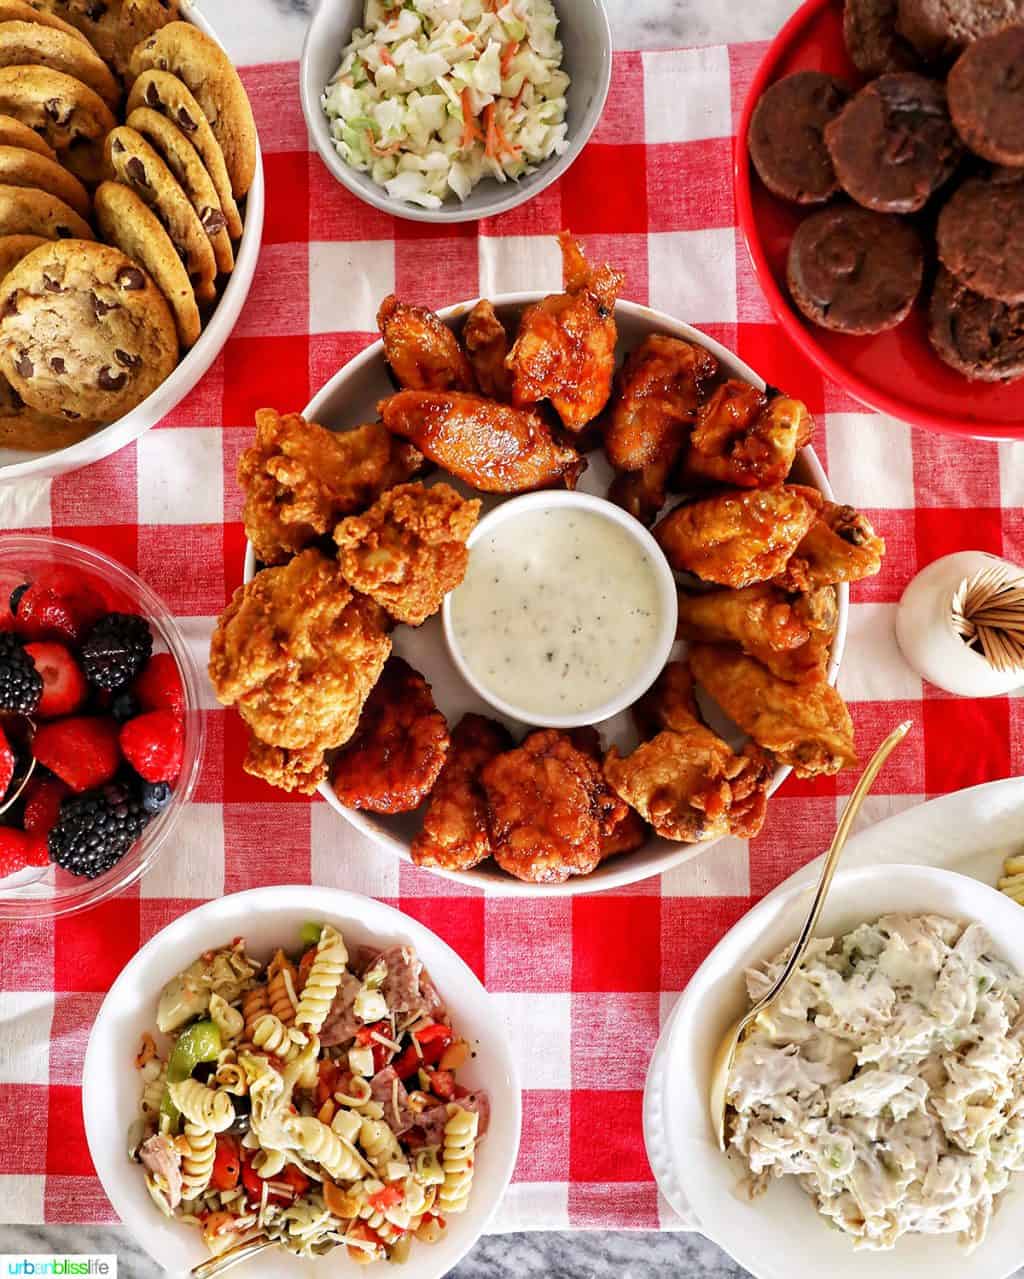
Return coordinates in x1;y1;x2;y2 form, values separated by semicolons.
359;1118;404;1175
294;926;348;1035
208;993;245;1043
241;985;270;1040
285;1115;367;1182
267;950;299;1027
213;1049;248;1097
168;1078;235;1134
439;1106;478;1214
251;1012;300;1058
181;1123;216;1198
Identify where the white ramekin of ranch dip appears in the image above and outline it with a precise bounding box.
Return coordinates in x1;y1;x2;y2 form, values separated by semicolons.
442;491;678;729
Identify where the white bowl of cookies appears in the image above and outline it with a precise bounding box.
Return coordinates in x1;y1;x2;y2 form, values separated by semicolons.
0;0;263;482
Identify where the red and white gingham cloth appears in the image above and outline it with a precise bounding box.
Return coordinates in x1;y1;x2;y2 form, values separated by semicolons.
1;42;1023;1234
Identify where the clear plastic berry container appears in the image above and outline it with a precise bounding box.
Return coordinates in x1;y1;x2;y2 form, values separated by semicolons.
0;535;205;920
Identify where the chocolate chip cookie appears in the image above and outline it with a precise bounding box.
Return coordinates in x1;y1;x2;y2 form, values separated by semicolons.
825;72;963;212
0;65;116;186
30;0;179;80
94;179;200;347
127;106;233;275
0;232;45;279
127;69;242;239
937;176;1024;301
749;71;850;204
0;183;92;238
0;369;96;450
928;263;1024;377
130;20;258;197
106;124;217;303
844;0;921;73
787;203;925;333
0;238;179;421
947;25;1024;164
0;111;56;159
0;144;90;217
0;19;119;107
0;0;89;44
897;0;1024;62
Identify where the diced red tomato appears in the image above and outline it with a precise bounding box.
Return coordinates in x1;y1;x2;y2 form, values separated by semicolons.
392;1023;453;1081
316;1058;342;1108
280;1164;310;1197
428;1069;456;1101
356;1020;394;1072
368;1183;404;1211
210;1136;240;1191
298;945;317;991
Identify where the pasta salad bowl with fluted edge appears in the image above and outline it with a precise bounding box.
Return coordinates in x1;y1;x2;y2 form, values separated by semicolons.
82;885;522;1277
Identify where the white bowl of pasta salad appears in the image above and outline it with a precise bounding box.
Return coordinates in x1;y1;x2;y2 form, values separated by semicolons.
82;886;521;1276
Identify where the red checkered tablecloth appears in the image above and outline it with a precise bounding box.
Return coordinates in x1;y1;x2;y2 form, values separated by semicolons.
1;44;1023;1233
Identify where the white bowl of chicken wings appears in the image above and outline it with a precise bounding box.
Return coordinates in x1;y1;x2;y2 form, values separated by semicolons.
216;231;886;895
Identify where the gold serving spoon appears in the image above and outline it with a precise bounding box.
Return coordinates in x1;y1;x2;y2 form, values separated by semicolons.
708;719;912;1152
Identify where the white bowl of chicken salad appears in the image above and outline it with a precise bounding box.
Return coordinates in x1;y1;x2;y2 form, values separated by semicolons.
647;862;1024;1279
300;0;612;221
82;886;521;1277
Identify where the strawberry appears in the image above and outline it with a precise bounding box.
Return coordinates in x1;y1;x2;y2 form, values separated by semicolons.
119;710;184;783
24;642;87;719
133;653;185;716
32;716;121;793
22;774;70;835
0;827;49;878
0;723;13;801
14;570;106;645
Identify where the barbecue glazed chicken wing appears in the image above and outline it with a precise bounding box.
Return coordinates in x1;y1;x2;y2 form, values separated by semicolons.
379;390;585;493
653;484;823;588
463;299;514;400
507;230;623;431
238;409;422;566
774;501;886;591
684;381;815;489
689;644;858;779
411;713;514;872
604;663;773;843
377;295;475;391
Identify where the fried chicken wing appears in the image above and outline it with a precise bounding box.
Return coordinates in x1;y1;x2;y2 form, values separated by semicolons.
632;659;701;737
507;230;623;431
208;548;391;752
653;485;823;588
411;713;513;872
677;584;832;683
480;728;627;884
689;643;858;779
608;460;673;527
331;657;450;814
568;725;650;861
684;382;814;490
774;501;886;591
238;409;423;566
463;299;514;400
244;736;327;796
378;295;475;391
334;482;480;627
380;390;586;494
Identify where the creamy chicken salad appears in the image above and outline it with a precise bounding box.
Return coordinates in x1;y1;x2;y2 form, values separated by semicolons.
726;914;1024;1250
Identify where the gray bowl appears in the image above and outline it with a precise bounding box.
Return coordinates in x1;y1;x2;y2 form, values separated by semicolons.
300;0;612;224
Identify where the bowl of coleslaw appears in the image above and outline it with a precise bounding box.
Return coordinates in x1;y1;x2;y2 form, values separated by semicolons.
300;0;612;222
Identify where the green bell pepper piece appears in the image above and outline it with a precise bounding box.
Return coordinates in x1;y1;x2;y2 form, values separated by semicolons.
158;1019;222;1128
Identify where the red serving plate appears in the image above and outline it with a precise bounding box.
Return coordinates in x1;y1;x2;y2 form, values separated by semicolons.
735;0;1024;440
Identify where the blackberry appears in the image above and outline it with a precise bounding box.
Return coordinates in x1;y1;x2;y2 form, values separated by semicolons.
0;632;42;714
80;613;153;692
111;690;140;723
141;780;173;815
9;582;28;614
48;783;152;879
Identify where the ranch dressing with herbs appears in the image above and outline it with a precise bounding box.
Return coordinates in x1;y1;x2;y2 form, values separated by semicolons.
449;506;664;718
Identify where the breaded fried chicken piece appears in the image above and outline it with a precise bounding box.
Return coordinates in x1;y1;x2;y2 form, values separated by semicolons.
331;657;450;814
507;230;623;431
463;299;514;400
568;726;650;861
209;548;391;752
238;409;423;566
774;501;886;591
380;390;586;494
684;381;814;490
334;482;480;627
653;485;823;588
689;643;858;778
481;728;627;884
244;736;327;796
378;295;476;391
411;713;514;872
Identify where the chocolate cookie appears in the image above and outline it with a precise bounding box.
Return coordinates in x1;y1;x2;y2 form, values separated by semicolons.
937;176;1024;301
928;264;1024;377
0;20;119;108
748;71;849;204
94;179;200;347
127;70;242;240
0;369;96;450
787;204;925;333
0;183;92;239
825;73;963;212
948;25;1024;164
844;0;921;73
0;238;179;421
0;232;45;279
0;144;90;217
897;0;1024;62
106;125;217;303
127;106;233;275
0;111;55;160
130;21;258;197
0;65;116;186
